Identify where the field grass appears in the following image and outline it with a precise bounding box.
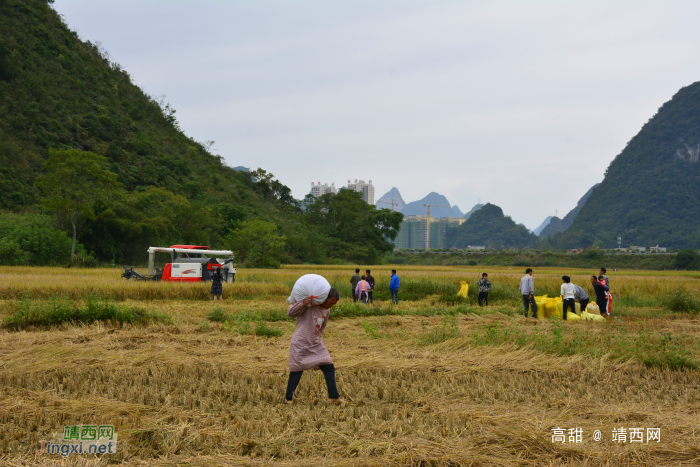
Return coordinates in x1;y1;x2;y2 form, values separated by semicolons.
0;265;699;465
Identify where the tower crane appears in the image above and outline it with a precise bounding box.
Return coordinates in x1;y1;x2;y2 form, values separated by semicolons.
376;200;398;211
421;204;450;250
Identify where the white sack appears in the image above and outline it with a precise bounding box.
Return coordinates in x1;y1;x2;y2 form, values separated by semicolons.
287;274;331;305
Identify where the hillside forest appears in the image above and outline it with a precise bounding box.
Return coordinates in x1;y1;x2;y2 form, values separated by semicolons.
0;0;403;267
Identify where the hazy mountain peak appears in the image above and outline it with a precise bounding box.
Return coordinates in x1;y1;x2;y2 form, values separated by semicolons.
533;216;553;235
376;187;406;211
401;192;463;218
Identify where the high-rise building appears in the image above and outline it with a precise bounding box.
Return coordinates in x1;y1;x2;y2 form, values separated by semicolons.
310;182;337;198
347;179;375;204
394;216;463;250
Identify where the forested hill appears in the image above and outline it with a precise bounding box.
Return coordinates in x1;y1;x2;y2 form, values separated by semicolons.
1;0;246;207
445;203;538;249
0;0;403;266
552;82;700;249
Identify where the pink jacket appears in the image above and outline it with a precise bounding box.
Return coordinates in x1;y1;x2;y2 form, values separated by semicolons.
287;301;333;371
355;280;370;297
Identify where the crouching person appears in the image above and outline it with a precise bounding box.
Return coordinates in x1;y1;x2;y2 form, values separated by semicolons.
285;287;344;405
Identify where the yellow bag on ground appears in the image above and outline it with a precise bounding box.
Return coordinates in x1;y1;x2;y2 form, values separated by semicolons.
533;295;548;319
586;302;600;315
567;311;581;321
458;281;469;298
575;302;581;315
545;298;562;319
582;311;604;322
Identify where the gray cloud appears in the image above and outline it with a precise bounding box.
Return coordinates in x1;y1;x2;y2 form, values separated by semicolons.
54;0;700;228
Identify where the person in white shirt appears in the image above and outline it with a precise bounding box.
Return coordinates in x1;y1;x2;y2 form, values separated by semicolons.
560;275;576;320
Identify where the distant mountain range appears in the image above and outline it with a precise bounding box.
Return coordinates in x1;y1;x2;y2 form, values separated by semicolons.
532;216;553;236
379;77;700;251
400;192;464;218
377;188;477;219
539;184;599;238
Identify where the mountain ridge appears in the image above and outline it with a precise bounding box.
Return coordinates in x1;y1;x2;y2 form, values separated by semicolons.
539;183;599;238
533;216;553;236
553;81;700;248
400;192;463;218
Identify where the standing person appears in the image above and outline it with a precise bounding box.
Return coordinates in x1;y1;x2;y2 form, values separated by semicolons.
389;269;400;304
519;268;537;318
355;275;370;305
210;267;223;301
599;267;610;290
560;275;576;320
573;282;589;312
590;275;610;318
365;269;375;304
350;269;361;303
285;289;343;404
477;273;492;306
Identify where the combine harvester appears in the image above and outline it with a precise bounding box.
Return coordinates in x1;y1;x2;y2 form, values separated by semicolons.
121;245;236;283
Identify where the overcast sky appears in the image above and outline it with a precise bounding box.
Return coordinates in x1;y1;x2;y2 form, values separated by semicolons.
54;0;700;229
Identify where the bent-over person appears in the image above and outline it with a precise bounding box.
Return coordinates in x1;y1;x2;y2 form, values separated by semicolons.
573;283;589;312
285;288;343;404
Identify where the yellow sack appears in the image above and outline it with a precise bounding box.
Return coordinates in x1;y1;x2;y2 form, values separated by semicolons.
458;281;469;298
575;302;581;315
586;302;600;315
582;311;604;322
567;312;581;321
534;295;548;319
545;298;562;319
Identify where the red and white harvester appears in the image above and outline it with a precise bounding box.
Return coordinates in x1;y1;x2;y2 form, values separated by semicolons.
121;245;236;282
151;245;236;282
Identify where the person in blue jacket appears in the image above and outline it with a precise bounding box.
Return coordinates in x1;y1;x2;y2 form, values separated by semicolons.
389;269;400;304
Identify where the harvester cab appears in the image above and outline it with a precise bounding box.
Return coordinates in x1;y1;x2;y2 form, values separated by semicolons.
146;245;236;283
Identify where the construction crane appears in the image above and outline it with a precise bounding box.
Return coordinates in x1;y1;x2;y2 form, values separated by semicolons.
422;204;450;250
376;200;398;211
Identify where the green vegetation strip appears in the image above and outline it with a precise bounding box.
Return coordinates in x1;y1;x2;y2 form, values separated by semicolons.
2;298;172;329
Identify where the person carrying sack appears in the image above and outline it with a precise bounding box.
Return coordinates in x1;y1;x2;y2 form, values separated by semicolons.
285;275;344;405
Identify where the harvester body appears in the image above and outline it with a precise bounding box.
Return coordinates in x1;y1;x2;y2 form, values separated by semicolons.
145;245;236;283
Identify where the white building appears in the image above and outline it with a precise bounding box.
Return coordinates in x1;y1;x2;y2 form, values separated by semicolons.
347;179;375;204
649;245;667;253
310;182;337;198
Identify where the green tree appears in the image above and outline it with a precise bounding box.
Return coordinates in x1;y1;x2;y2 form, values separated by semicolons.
35;149;120;260
302;190;403;263
228;220;286;268
673;249;700;270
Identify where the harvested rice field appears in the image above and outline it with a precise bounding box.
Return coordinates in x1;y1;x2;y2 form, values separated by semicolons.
1;265;699;466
